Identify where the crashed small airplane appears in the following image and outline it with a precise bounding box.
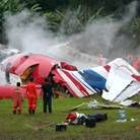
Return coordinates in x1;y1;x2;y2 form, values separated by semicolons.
0;52;140;104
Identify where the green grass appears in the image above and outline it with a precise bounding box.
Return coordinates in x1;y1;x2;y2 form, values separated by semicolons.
0;96;140;140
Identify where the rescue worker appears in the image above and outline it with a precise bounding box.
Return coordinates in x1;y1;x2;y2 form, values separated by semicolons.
13;82;24;114
26;77;37;114
41;77;54;113
5;63;11;84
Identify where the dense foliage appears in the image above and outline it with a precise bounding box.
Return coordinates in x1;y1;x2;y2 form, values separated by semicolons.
0;0;140;43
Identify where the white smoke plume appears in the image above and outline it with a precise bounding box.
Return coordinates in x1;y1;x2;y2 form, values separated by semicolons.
70;1;138;59
5;10;60;54
4;1;138;68
4;9;99;68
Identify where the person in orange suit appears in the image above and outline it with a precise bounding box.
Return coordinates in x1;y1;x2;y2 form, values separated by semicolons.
13;82;24;114
26;77;37;114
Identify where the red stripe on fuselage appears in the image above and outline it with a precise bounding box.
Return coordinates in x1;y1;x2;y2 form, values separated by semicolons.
54;69;79;97
62;70;89;97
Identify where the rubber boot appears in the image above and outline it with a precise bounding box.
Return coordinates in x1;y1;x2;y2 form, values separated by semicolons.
18;110;21;114
32;110;35;114
13;110;16;114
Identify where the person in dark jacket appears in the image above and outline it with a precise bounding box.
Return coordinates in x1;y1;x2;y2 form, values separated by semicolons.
41;77;54;113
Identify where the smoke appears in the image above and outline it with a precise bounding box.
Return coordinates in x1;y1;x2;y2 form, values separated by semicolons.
4;9;99;68
70;1;138;59
5;9;60;54
4;1;138;68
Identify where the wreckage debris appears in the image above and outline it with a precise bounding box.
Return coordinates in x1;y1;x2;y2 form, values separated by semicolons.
55;123;67;131
116;110;127;123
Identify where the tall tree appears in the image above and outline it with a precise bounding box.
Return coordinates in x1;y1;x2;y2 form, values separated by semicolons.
0;0;24;43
